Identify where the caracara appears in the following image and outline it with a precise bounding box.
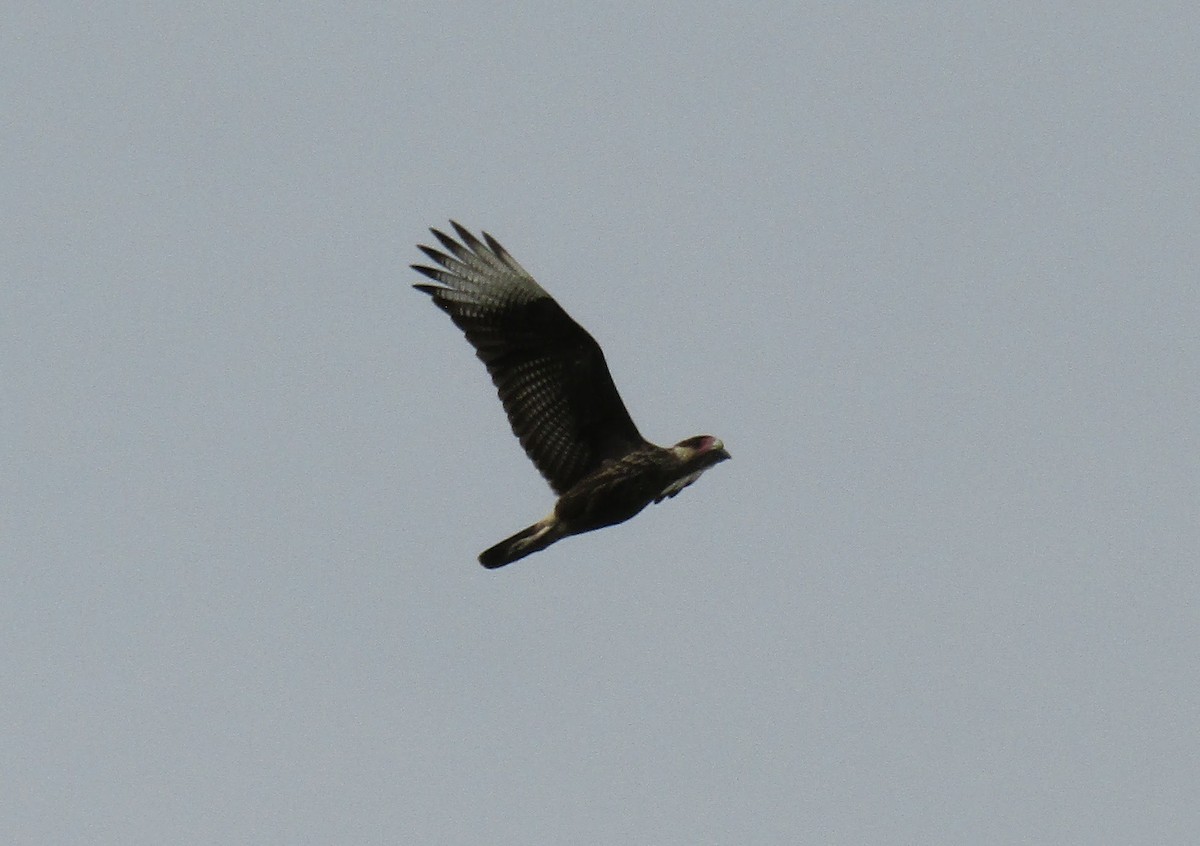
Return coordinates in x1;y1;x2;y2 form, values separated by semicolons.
413;222;729;568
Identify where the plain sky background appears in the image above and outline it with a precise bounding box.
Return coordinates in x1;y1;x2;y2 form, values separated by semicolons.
4;3;1197;843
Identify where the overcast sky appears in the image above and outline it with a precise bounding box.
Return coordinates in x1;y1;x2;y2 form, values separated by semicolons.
4;4;1197;844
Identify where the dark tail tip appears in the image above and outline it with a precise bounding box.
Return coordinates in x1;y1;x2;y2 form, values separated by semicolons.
477;521;555;569
478;543;513;569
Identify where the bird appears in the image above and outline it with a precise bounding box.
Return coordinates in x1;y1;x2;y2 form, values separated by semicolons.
412;221;730;568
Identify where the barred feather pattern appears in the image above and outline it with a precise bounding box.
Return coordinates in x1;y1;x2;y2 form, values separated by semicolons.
413;222;646;495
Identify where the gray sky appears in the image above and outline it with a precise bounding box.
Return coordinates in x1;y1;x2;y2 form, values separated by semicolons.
4;4;1197;843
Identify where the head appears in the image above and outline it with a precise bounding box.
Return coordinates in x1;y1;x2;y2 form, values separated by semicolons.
670;434;731;467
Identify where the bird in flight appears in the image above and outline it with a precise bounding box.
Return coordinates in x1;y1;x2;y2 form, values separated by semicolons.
413;222;730;568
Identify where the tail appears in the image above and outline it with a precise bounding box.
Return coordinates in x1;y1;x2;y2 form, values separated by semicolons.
478;515;563;569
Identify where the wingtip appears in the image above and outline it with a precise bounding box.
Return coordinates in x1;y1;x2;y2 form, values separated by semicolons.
431;226;465;256
482;231;507;258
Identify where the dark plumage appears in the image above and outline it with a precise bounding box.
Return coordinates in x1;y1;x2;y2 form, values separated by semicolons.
414;222;729;568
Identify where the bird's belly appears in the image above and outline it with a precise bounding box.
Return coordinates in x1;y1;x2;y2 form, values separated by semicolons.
554;476;658;534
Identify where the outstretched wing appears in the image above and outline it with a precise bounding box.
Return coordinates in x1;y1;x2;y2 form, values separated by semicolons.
413;222;646;495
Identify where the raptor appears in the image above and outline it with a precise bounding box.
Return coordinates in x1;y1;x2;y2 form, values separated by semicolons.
413;222;729;568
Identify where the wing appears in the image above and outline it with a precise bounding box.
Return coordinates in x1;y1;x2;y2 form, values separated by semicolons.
413;222;646;495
